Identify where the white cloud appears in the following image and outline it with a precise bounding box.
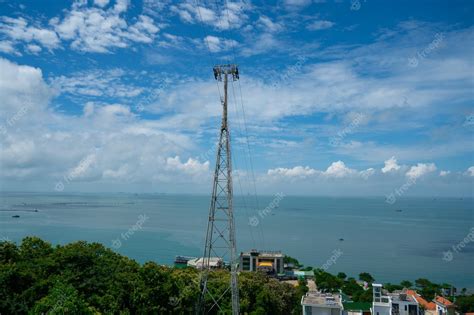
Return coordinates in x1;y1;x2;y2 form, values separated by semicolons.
307;20;335;31
170;1;249;31
52;4;159;53
323;161;356;178
204;35;238;53
0;58;51;114
283;0;312;9
0;40;19;55
26;43;42;54
0;1;159;54
94;0;110;8
465;166;474;177
0;17;60;50
382;156;401;173
257;16;283;33
0;58;207;190
267;161;364;179
360;168;375;179
439;170;450;176
267;166;317;178
406;163;437;179
166;156;209;175
240;32;281;57
50;68;143;99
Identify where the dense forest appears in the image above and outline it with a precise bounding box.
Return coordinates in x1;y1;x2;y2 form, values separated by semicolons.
0;237;305;314
1;237;472;314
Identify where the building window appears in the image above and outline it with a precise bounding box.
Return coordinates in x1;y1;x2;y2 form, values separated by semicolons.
242;257;250;271
305;305;312;315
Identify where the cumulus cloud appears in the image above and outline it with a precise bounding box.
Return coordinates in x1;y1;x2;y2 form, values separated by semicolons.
170;1;249;30
0;17;60;49
439;170;450;176
257;16;283;33
267;166;317;178
166;156;209;175
267;161;372;180
465;166;474;177
382;156;401;173
406;163;437;179
0;0;159;54
0;40;18;55
204;35;238;52
323;161;356;178
0;58;208;190
0;58;51;114
50;68;143;99
94;0;110;8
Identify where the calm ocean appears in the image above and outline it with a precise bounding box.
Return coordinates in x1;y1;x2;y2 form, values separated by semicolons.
0;192;473;288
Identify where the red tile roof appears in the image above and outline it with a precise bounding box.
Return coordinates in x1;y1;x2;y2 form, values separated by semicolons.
435;296;453;306
406;290;436;310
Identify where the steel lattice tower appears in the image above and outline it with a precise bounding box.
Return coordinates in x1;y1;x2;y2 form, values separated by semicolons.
198;64;240;315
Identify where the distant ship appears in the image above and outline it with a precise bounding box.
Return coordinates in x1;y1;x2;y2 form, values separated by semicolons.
12;215;20;218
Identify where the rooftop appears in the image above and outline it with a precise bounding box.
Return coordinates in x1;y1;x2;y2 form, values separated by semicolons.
241;250;284;258
387;291;417;303
406;290;436;310
343;302;372;311
187;257;223;269
301;292;342;308
435;296;453;307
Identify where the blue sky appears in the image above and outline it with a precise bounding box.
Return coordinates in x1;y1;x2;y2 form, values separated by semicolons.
0;0;473;196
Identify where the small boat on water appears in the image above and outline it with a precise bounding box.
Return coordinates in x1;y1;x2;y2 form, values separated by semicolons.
339;238;344;241
12;215;20;218
395;209;402;212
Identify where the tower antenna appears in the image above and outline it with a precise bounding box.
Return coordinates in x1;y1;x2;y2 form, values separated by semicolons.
198;64;240;315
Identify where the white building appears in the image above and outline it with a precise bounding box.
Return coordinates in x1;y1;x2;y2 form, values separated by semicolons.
187;257;222;269
371;284;419;315
372;284;391;315
301;292;343;315
388;291;419;315
433;296;455;315
240;250;284;274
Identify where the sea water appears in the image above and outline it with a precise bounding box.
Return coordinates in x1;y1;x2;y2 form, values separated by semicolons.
0;192;472;288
